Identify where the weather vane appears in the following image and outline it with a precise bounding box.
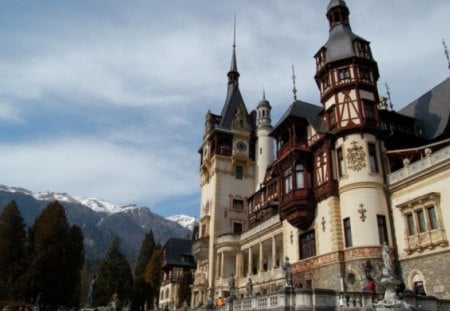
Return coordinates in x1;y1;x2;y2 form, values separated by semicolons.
385;82;393;111
291;65;298;101
443;39;450;76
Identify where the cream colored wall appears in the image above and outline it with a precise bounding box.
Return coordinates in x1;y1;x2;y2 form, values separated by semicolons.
390;152;450;259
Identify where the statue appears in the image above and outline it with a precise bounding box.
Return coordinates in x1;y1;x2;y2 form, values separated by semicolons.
87;274;96;307
282;257;293;287
229;273;236;299
382;242;393;276
246;278;253;297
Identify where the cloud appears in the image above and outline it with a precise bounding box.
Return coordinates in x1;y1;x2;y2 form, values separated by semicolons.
0;137;199;210
0;102;23;122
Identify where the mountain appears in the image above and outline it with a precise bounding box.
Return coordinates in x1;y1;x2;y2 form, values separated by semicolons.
0;184;192;264
166;215;198;231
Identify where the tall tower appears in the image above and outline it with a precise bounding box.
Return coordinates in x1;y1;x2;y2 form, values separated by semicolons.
313;0;391;289
192;26;256;304
255;91;274;190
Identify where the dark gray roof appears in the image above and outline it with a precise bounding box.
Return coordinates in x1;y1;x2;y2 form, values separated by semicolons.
219;83;247;129
163;237;195;267
324;24;368;63
399;78;450;140
327;0;347;12
272;100;326;133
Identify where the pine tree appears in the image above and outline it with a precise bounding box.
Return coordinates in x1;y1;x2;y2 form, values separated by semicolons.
131;231;156;311
64;225;85;308
135;231;156;277
177;270;193;307
24;201;84;308
93;239;133;307
143;247;162;308
0;201;27;302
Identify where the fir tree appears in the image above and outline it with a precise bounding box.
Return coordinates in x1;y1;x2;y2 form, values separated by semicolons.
134;230;156;277
131;231;156;311
24;201;84;308
0;200;27;301
143;247;162;308
177;270;193;307
93;239;133;307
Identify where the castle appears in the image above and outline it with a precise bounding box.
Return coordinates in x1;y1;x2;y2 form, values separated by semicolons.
191;0;450;307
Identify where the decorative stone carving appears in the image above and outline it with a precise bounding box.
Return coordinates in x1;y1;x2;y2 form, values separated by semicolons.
346;141;366;171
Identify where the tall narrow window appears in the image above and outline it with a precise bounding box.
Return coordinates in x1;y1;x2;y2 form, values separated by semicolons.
364;101;374;118
406;214;415;236
295;164;304;189
377;215;388;244
337;147;345;177
368;143;379;173
343;218;352;247
300;230;316;259
416;210;426;233
328;107;336;128
235;165;243;180
284;167;292;194
427;206;438;230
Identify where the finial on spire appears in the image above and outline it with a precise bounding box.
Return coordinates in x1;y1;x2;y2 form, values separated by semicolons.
385;82;393;111
291;65;298;101
263;88;266;101
443;39;450;76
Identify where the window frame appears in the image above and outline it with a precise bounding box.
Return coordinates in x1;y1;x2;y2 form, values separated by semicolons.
343;217;353;248
235;165;243;180
299;230;316;259
368;143;379;173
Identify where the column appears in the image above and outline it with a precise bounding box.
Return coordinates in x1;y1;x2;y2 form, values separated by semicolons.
272;236;277;269
248;248;253;275
235;251;242;277
259;242;264;272
220;252;225;278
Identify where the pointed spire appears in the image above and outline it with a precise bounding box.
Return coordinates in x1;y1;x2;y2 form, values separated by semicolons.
227;13;239;85
291;65;298;101
385;82;394;111
263;88;266;101
443;39;450;76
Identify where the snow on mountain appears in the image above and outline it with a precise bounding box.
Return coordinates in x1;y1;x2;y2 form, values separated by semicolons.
0;184;138;215
78;198;137;214
166;214;198;231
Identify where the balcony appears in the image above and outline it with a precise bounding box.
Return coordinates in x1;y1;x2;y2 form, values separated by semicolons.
192;236;209;262
276;139;308;162
280;188;316;230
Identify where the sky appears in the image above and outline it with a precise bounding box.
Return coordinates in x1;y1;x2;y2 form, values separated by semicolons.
0;1;449;218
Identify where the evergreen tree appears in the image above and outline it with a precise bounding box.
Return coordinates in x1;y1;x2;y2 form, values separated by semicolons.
93;239;133;307
131;231;156;311
143;247;162;308
64;225;85;307
0;201;27;301
177;270;193;307
134;231;156;277
24;201;84;309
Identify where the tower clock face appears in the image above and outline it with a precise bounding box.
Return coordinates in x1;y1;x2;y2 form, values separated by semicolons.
236;141;247;151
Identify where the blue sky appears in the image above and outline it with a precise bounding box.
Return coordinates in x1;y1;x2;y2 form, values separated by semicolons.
0;1;449;218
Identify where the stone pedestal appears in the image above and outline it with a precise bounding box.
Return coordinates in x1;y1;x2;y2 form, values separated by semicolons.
374;274;412;310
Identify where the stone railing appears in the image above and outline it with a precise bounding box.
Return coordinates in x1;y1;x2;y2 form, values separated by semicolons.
388;144;450;184
232;288;373;311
